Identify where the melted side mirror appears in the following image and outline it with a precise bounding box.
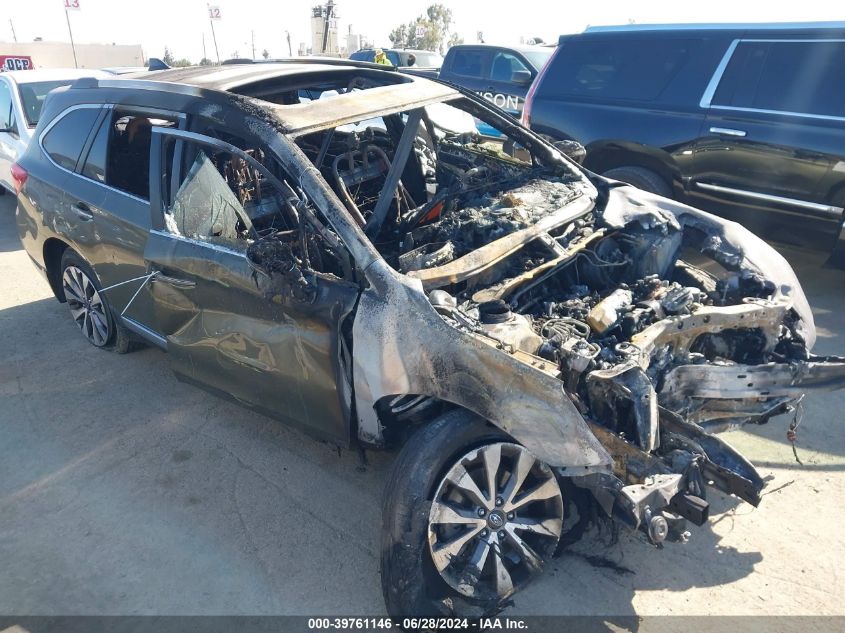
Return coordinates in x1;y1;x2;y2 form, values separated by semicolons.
553;139;586;165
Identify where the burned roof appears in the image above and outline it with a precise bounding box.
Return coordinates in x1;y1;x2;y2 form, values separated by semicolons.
110;62;460;136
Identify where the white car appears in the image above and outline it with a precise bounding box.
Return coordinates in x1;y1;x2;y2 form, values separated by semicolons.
0;68;110;194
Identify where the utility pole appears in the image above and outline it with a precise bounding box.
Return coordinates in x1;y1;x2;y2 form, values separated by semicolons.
207;4;220;64
9;19;17;43
65;8;78;68
202;33;207;61
251;30;255;59
286;30;292;56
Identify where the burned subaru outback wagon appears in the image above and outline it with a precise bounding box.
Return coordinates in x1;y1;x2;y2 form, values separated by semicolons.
14;62;845;616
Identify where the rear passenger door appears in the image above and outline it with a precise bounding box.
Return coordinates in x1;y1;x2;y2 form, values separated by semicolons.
690;39;845;249
143;127;359;443
65;106;183;339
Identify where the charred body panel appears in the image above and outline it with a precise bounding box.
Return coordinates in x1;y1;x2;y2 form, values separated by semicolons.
351;260;612;470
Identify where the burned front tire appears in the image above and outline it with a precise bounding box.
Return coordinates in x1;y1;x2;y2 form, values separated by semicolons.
381;410;564;618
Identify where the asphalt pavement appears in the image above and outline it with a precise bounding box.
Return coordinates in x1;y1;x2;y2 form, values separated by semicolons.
1;193;844;616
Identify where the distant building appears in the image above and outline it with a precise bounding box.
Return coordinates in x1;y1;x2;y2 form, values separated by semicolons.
311;1;341;57
0;40;144;69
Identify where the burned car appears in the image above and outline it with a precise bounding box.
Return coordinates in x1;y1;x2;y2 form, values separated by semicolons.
13;62;845;617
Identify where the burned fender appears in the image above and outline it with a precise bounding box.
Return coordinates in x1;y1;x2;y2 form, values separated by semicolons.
351;258;612;470
601;184;816;348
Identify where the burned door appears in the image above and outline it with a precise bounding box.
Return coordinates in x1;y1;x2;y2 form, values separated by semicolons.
144;128;359;443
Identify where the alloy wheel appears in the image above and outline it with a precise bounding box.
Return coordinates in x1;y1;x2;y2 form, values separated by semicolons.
62;265;110;347
427;442;563;601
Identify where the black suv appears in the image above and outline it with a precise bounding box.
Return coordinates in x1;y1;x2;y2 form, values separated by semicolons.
12;62;845;617
522;23;845;262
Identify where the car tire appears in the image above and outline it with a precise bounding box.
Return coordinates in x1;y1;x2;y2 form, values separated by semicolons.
59;249;134;353
381;410;564;618
603;166;672;198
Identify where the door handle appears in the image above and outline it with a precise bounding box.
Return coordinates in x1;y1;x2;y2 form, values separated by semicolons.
73;202;93;221
153;273;196;289
709;126;747;137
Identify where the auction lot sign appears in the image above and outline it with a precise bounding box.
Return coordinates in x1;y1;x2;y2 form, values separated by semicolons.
0;55;34;71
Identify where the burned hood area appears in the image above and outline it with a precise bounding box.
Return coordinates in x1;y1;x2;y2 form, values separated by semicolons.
245;89;845;543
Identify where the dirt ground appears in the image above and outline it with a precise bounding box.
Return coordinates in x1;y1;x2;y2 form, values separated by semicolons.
1;193;844;617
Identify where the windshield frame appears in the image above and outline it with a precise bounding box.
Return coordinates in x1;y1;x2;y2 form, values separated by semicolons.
288;89;595;279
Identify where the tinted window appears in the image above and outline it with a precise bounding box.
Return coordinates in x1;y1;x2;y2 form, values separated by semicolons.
18;80;69;126
713;41;845;117
42;107;100;171
490;52;529;82
350;50;371;61
449;49;489;78
81;118;109;182
522;49;553;72
547;38;695;101
106;111;177;199
0;81;12;131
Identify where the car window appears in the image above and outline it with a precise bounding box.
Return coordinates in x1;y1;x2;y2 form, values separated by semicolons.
350;50;371;62
80;117;109;183
387;51;401;66
712;41;845;118
106;111;177;200
42;107;101;171
490;52;529;82
413;52;444;67
0;81;13;132
548;38;695;101
449;49;490;78
521;49;552;72
17;80;70;126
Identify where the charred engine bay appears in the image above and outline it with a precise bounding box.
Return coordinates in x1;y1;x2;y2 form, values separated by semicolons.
410;168;817;498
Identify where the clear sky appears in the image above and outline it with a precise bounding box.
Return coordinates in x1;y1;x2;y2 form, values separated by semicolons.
4;0;843;63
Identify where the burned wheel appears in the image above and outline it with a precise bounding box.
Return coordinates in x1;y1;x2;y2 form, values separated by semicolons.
381;410;564;618
428;442;563;601
59;249;133;353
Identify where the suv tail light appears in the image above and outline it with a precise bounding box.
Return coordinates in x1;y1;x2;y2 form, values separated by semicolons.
10;163;27;195
521;46;559;128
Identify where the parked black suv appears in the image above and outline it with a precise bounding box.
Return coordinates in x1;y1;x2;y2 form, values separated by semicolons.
12;62;845;618
522;23;845;262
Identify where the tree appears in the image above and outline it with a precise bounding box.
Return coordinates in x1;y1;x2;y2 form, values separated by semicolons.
262;49;270;59
388;3;460;54
162;46;175;66
447;32;463;49
199;57;213;66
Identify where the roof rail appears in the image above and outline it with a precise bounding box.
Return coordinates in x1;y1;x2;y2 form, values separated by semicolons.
581;21;845;33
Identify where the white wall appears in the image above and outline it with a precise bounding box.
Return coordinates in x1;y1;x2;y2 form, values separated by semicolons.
0;40;144;69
